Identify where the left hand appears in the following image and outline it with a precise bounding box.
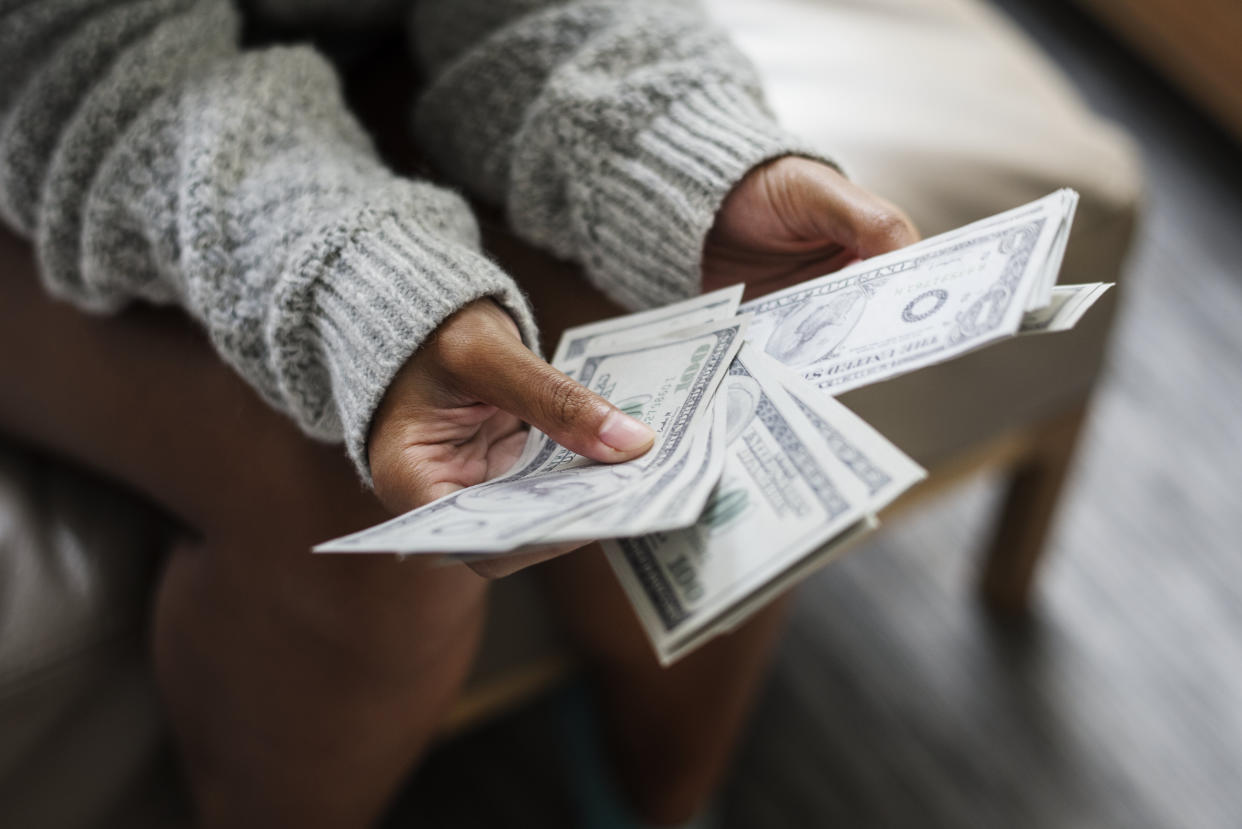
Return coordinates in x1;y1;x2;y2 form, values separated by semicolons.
703;156;920;299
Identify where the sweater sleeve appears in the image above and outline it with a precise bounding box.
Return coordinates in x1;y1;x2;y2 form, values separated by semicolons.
0;0;539;480
408;0;827;312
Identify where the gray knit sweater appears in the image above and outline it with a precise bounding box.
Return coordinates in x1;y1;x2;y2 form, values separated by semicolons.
0;0;811;479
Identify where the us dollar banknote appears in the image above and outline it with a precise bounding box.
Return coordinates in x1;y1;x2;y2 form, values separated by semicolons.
552;285;744;373
528;401;728;546
738;189;1086;396
654;515;880;666
1019;282;1113;334
602;345;924;664
316;316;747;554
507;287;746;545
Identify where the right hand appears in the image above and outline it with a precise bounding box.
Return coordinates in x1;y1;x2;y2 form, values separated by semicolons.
366;298;655;578
704;157;919;300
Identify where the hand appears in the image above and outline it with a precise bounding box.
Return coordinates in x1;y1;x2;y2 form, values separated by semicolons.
703;156;919;299
367;299;655;578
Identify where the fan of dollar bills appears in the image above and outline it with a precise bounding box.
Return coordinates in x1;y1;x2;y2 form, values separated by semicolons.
317;189;1111;664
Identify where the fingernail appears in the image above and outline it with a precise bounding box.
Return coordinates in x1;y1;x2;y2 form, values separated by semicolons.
598;409;656;452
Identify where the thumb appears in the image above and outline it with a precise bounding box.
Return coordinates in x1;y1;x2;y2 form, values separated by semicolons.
458;340;656;464
778;160;920;258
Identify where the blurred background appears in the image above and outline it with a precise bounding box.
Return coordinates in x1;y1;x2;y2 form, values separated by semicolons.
389;0;1242;825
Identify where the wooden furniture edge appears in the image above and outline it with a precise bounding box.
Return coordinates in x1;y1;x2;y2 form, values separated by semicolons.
1072;0;1242;143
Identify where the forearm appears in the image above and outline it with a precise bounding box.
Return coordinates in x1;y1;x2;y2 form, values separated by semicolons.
409;0;828;311
0;0;538;479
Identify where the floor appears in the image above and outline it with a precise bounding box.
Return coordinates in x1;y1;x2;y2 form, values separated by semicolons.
391;2;1242;826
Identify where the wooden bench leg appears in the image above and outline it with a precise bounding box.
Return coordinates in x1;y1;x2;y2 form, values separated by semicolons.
979;400;1091;615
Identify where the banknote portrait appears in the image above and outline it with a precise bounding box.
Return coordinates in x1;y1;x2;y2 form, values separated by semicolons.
723;374;762;445
763;285;869;367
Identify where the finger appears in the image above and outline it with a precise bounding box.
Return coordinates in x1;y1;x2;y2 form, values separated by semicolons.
471;349;654;462
788;162;921;257
442;325;655;464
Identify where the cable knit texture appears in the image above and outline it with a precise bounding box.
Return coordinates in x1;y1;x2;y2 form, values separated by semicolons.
1;0;823;481
412;0;823;310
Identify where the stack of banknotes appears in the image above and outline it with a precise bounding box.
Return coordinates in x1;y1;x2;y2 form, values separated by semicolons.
317;189;1112;664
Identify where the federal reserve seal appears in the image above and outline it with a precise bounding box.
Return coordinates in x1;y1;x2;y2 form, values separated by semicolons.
902;289;949;323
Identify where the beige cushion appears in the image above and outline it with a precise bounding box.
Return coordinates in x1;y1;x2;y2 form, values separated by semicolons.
700;0;1141;466
707;0;1141;234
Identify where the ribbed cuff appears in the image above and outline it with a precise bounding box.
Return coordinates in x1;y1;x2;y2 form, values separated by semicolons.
299;209;538;485
578;84;837;311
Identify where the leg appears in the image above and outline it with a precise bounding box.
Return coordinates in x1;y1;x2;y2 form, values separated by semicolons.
0;230;487;826
542;547;790;825
483;226;790;824
979;401;1090;614
152;516;486;825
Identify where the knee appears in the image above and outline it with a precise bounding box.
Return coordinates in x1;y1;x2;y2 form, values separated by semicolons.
165;521;490;683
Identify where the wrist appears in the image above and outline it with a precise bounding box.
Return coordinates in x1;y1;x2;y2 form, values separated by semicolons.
289;205;538;485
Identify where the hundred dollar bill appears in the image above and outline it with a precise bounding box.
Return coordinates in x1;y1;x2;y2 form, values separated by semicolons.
738;190;1079;396
603;344;898;664
656;516;879;666
1019;282;1113;335
475;390;725;556
760;360;927;508
451;407;726;564
316;316;747;555
552;284;744;370
484;285;744;507
629;360;928;664
528;400;728;545
493;284;743;493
